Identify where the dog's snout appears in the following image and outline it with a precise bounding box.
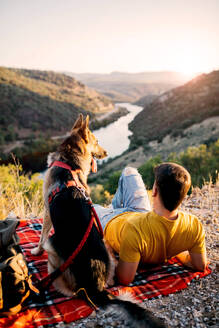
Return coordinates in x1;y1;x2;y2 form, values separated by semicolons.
101;149;108;158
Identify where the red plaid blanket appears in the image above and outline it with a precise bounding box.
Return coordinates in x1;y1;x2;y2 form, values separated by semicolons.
0;218;211;327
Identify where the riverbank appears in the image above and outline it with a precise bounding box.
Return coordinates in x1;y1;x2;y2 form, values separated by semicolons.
0;103;134;173
90;106;129;130
0;104;129;153
93;103;142;159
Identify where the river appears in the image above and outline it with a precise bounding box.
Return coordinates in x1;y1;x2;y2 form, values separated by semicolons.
94;103;142;160
38;103;142;177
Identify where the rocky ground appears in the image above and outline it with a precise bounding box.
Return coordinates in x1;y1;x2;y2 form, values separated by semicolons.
60;182;218;328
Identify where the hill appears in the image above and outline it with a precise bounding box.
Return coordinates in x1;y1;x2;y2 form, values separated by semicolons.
66;71;190;103
134;94;158;107
0;67;114;143
90;71;219;182
129;70;219;149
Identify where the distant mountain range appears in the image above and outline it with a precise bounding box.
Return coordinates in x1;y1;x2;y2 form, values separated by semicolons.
129;70;219;148
0;67;114;142
65;71;191;103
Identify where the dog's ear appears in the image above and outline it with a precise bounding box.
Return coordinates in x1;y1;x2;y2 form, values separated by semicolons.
82;115;89;134
71;114;90;143
79;116;90;143
72;114;83;131
84;115;89;128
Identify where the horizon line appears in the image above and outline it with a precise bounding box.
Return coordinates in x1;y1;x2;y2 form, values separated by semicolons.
1;64;218;76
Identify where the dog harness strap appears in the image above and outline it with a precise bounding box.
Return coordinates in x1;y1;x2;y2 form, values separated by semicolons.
50;161;81;176
48;162;85;204
49;160;73;170
37;217;95;290
59;216;95;273
87;200;104;238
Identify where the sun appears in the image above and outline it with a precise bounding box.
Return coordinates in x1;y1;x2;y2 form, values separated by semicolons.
175;57;203;78
169;42;211;78
179;64;199;77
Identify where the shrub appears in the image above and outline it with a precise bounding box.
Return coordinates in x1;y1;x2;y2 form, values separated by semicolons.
138;155;162;189
104;170;122;194
90;184;113;206
139;139;219;189
0;163;43;220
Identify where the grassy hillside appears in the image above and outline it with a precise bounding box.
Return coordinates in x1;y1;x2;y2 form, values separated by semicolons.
90;139;219;194
0;67;114;143
67;71;189;103
129;71;219;146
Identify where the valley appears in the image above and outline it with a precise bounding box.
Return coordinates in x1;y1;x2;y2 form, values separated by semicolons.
67;71;191;103
0;68;218;178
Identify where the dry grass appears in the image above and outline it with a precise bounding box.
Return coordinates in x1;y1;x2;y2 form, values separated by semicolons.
181;175;219;262
0;163;44;220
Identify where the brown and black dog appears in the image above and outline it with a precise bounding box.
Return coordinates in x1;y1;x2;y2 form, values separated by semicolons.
32;114;166;328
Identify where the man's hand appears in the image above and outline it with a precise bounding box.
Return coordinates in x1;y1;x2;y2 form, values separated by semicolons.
116;259;139;285
176;250;207;271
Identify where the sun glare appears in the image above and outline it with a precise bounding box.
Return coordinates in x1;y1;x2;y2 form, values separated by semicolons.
167;41;212;78
178;63;211;79
179;67;200;79
175;56;204;77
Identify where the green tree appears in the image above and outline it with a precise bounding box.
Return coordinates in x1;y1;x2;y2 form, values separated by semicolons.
179;144;210;186
104;170;122;194
138;155;162;189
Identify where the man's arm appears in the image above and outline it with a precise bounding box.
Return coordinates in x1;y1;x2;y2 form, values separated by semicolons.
116;259;139;285
176;250;207;271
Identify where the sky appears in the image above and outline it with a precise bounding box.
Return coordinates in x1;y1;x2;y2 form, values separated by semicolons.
0;0;219;75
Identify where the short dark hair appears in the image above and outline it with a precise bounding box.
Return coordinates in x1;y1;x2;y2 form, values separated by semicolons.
154;162;191;211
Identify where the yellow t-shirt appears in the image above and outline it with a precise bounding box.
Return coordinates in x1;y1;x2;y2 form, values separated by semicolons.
104;211;205;263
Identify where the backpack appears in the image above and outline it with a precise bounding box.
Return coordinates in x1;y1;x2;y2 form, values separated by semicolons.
0;218;39;316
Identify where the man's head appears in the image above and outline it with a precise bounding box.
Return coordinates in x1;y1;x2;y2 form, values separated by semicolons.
153;162;191;211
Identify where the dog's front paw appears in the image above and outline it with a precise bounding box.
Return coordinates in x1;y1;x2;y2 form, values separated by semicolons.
31;246;44;256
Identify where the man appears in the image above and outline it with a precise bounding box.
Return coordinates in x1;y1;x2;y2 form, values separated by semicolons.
94;163;207;285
